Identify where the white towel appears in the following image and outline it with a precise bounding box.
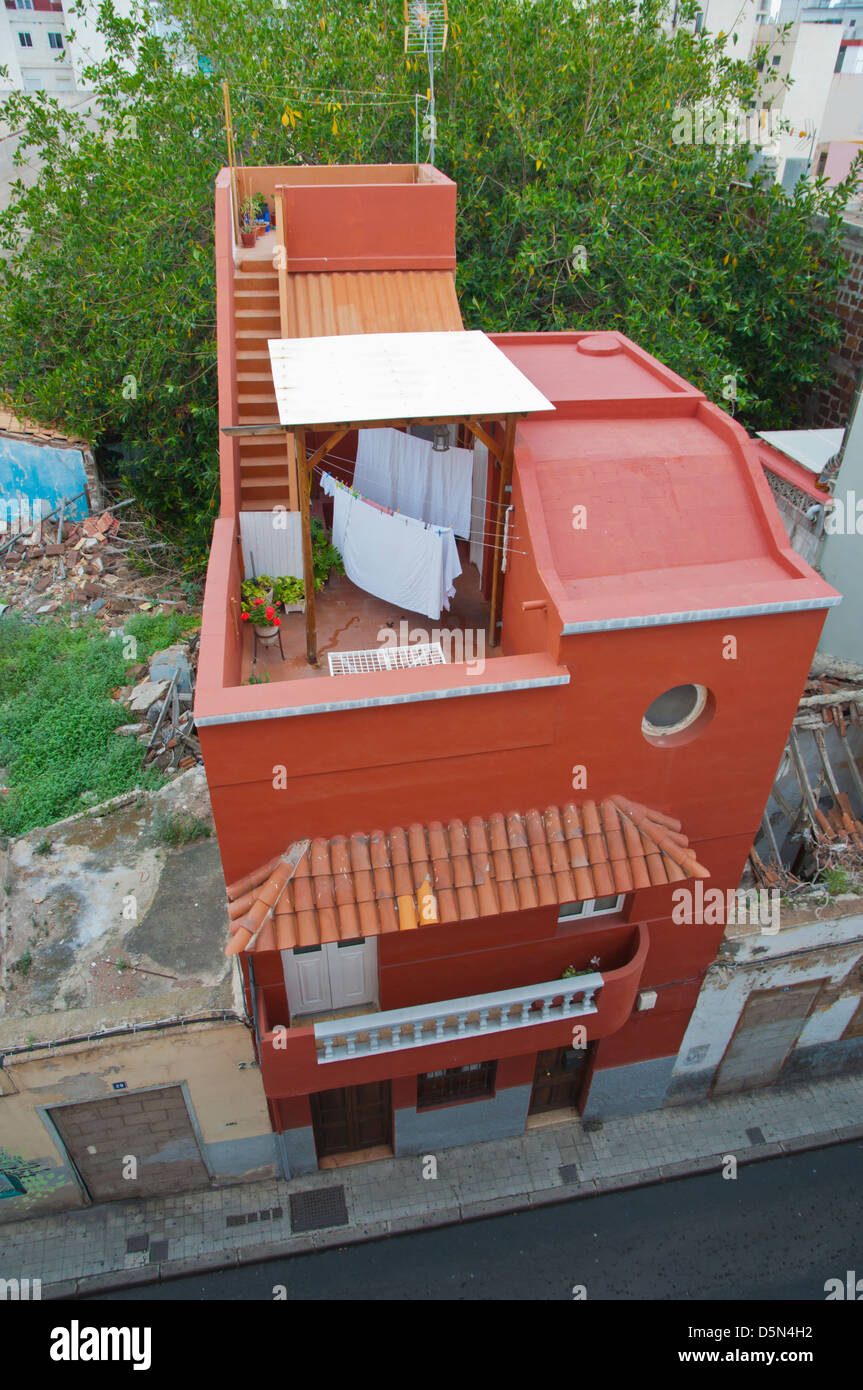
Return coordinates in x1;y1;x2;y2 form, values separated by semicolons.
355;427;473;539
328;475;461;620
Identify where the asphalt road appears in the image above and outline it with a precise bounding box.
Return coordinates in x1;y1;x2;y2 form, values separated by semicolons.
93;1140;862;1301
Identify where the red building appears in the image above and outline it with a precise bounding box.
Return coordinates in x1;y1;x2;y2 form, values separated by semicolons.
196;164;840;1173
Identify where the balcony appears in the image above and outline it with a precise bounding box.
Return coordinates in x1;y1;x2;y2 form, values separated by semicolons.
255;924;649;1099
313;974;602;1063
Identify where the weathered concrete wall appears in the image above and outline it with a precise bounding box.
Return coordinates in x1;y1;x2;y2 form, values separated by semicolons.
666;902;863;1104
0;1020;275;1223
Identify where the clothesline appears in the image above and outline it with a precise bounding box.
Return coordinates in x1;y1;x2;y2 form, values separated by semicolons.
312;456;523;545
320;447;518;512
311;462;527;556
317;454;518;535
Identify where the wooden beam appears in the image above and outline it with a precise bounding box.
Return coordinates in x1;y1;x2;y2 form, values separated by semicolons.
307;428;349;476
463;418;504;464
222;424;288;437
294;427;318;666
488;415;516;647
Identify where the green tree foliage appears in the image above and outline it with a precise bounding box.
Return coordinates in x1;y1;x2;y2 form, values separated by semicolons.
0;0;859;570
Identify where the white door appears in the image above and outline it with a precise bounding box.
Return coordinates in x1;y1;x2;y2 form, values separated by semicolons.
329;938;378;1011
281;939;378;1020
282;945;330;1016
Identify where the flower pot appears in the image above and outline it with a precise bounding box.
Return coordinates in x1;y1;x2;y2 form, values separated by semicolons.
240;230;257;248
253;623;281;645
255;222;267;238
282;601;305;615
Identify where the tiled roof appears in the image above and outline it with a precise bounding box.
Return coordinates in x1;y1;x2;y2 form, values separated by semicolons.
225;796;710;955
0;409;90;449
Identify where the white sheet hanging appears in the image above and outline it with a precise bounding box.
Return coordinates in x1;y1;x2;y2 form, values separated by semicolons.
324;472;461;620
354;427;473;539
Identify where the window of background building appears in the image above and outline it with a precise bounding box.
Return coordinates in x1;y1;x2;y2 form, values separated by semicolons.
18;32;33;47
48;32;64;49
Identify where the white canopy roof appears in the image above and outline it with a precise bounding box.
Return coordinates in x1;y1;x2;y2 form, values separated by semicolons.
268;330;554;427
757;428;845;476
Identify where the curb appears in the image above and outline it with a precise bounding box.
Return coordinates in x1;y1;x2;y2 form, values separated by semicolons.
45;1124;862;1300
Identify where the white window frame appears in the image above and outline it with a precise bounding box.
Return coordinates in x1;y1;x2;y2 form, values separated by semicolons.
48;32;64;50
16;0;35;11
558;895;624;923
18;32;33;48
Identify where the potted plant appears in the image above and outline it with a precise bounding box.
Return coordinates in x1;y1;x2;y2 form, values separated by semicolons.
240;195;258;248
253;192;270;235
272;574;305;613
241;575;281;643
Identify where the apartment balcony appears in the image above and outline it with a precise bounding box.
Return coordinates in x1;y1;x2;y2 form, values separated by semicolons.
256;924;649;1099
313;973;603;1064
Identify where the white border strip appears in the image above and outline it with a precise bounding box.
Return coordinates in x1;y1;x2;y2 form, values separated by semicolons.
561;595;841;635
196;672;570;726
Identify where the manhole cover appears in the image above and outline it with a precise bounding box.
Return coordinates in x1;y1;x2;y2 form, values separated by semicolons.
290;1185;348;1234
559;1163;581;1185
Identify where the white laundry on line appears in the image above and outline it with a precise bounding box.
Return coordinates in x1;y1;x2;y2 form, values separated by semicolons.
354;427;473;540
322;471;461;621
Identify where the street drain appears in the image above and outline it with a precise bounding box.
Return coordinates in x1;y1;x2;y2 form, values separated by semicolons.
558;1163;581;1185
289;1185;348;1234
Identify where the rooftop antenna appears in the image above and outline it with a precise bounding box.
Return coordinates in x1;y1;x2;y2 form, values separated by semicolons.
404;1;448;165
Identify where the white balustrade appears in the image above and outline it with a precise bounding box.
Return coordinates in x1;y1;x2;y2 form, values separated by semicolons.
313;974;603;1063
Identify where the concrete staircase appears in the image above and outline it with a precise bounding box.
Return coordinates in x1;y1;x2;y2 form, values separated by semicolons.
234;260;292;511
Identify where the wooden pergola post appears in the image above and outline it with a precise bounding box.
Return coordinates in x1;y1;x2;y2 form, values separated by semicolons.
294;425;317;665
488;414;516;648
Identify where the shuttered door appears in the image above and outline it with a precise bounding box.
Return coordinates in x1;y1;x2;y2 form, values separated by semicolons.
713;981;824;1096
50;1086;210;1202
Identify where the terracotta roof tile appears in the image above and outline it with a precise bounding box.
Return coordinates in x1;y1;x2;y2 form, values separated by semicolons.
338;901;361;938
319;906;341;944
498;879;519;914
390;827;409;865
581;802;602;836
428;821;449;860
408;823;428;862
350;834;371;871
488;813;508;852
393;862;414;898
468;815;490;855
448;819;468;856
224;796;711;954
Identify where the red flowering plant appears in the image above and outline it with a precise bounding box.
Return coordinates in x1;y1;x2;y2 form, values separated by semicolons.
240;575;283;628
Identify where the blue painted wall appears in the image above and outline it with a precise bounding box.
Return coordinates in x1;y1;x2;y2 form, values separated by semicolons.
0;436;89;525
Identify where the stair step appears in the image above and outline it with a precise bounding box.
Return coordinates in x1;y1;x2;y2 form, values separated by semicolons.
238;372;276;383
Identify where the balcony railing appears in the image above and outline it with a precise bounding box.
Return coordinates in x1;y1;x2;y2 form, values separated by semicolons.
314;973;603;1063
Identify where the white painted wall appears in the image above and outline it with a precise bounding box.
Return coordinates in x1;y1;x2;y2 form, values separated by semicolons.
673;908;863;1077
820;382;863;662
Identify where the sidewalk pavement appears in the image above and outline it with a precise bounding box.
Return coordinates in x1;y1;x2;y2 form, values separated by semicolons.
3;1070;862;1298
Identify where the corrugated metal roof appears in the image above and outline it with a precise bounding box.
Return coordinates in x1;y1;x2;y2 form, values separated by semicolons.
286;270;463;337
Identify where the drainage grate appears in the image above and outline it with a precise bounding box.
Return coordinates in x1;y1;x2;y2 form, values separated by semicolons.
328;643;445;677
125;1234;149;1253
149;1240;170;1263
226;1206;283;1228
289;1185;349;1234
559;1163;581;1185
746;1126;766;1145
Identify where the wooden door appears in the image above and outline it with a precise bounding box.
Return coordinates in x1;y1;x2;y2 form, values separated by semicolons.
310;1081;392;1159
529;1046;590;1114
713;980;824;1096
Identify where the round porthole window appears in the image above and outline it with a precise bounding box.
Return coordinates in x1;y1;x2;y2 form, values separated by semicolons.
642;683;713;745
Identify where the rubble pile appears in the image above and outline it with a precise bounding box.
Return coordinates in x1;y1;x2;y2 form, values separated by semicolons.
0;504;189;623
117;636;203;773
